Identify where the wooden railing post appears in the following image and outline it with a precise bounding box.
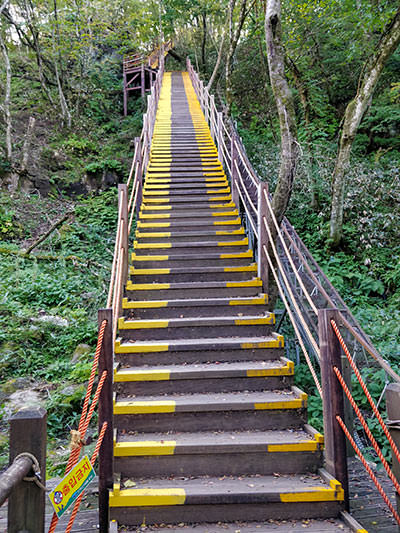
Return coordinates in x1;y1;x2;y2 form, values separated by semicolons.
8;407;47;533
123;71;128;117
231;132;239;210
141;64;145;98
318;308;349;510
210;95;216;141
386;383;400;527
118;184;129;289
257;182;269;293
135;137;143;216
204;88;209;123
98;309;114;533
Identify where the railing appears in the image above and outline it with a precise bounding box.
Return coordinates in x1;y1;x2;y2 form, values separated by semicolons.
187;57;400;521
0;407;47;532
96;51;165;533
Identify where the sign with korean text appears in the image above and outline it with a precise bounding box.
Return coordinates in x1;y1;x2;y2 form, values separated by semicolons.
49;455;95;518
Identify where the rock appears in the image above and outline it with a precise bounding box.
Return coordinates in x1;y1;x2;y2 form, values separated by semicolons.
1;377;34;395
71;343;91;363
31;314;69;327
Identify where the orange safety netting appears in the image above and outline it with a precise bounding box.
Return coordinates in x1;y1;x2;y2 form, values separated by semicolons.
336;415;400;526
48;319;108;533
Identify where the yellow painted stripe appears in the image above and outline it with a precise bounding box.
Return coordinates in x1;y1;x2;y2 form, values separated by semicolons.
137;222;171;228
247;361;294;377
211;211;238;217
114;340;169;353
114;400;176;414
224;265;257;272
235;316;274;326
241;337;284;349
220;250;253;259
122;298;168;309
280;486;344;502
140;213;171;219
131;253;169;260
217;229;245;236
109;488;186;507
126;282;170;290
130;267;171;275
267;440;321;452
114;440;176;456
214;218;242;226
229;295;266;305
217;239;248;246
254;399;305;410
118;317;169;329
134;242;172;249
135;232;172;238
140;205;172;210
114;368;171;381
226;279;262;288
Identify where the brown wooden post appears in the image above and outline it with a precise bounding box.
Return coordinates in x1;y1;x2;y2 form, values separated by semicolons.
319;308;349;510
231;132;239;210
257;182;269;294
204;88;209;123
118;184;129;289
341;352;355;457
8;407;47;533
210;95;216;141
135;137;143;216
98;309;114;533
386;383;400;528
141;64;145;98
123;72;128;116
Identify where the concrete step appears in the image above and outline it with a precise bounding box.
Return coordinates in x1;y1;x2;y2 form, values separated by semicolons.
113;386;307;432
129;263;257;282
114;357;293;395
140;201;236;214
109;470;343;526
117;312;275;341
131;250;254;268
125;278;263;299
133;238;249;256
122;294;268;319
138;210;238;223
113;425;323;478
141;195;233;206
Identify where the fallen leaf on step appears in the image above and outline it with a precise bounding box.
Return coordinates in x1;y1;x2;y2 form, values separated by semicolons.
124;479;136;487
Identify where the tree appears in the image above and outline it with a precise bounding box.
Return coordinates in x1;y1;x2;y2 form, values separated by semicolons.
0;12;12;163
329;7;400;247
265;0;299;225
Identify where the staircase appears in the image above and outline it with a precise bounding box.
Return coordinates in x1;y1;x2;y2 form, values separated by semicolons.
109;72;345;529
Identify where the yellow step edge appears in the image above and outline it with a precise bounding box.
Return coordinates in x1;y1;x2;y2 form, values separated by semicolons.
214;218;242;226
235;315;274;326
247;360;294;377
137;222;171;228
114;440;176;456
134;242;172;249
114;368;171;382
241;335;285;349
220;250;253;259
135;231;172;238
224;264;257;272
114;398;176;414
229;295;267;305
211;210;238;217
109;488;186;507
254;396;307;410
130;266;171;274
140;213;171;219
226;278;262;288
131;253;169;261
280;480;344;502
126;281;170;290
217;238;249;246
114;339;169;353
143;182;228;190
122;297;168;309
118;317;169;329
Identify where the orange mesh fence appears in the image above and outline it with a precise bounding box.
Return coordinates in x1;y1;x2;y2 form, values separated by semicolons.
48;319;108;533
336;415;400;526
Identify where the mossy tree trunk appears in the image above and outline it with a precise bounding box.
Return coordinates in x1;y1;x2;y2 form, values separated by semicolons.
329;8;400;248
0;27;12;162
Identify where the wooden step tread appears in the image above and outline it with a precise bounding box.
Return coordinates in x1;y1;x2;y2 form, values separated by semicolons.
115;333;284;353
115;427;322;455
126;278;262;291
114;387;307;414
131;250;253;262
114;358;293;382
110;471;344;507
122;294;267;309
129;264;256;276
118;313;274;330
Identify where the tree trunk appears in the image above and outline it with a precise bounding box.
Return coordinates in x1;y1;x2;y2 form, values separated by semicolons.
201;11;207;71
207;26;226;91
20;116;36;174
265;0;299;225
329;8;400;247
225;0;249;115
0;30;12;162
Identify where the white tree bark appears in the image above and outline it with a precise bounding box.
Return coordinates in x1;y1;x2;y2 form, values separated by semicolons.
207;26;226;91
329;8;400;247
0;30;12;162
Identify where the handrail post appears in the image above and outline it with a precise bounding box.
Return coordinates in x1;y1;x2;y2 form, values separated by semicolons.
386;383;400;525
123;71;128;117
257;182;269;293
141;64;145;98
210;95;216;141
204;88;209;123
217;112;223;163
98;309;114;533
8;407;47;533
118;184;129;289
231;132;239;210
135;137;143;216
318;308;349;510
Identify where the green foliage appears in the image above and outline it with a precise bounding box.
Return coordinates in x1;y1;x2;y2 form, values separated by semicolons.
85;159;123;174
64;135;99;155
